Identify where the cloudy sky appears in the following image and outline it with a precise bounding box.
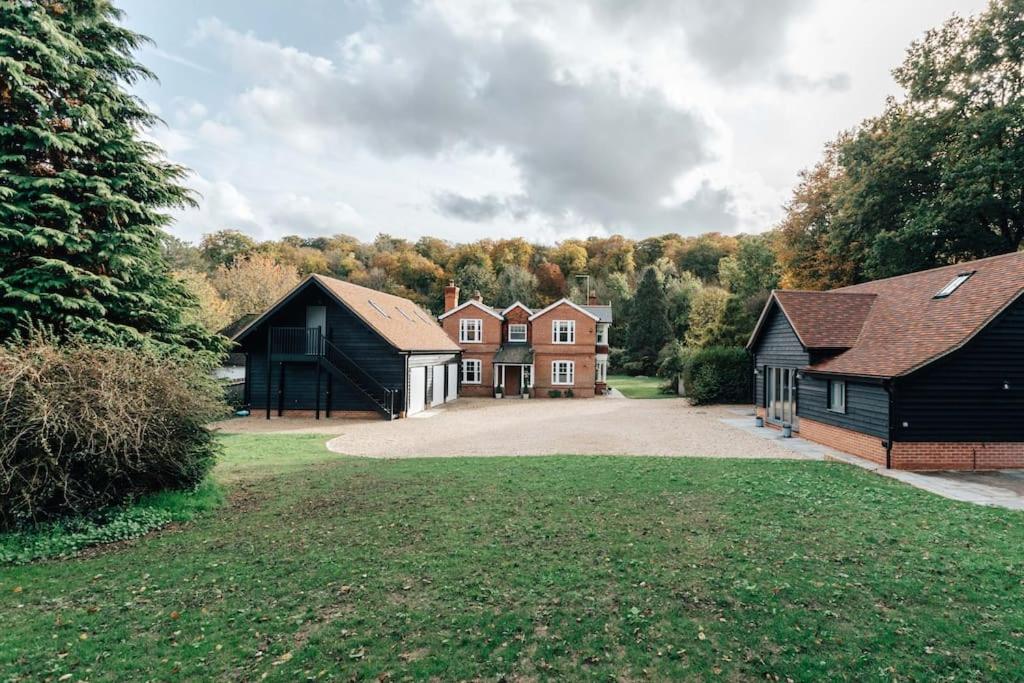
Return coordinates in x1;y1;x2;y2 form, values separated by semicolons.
121;0;986;245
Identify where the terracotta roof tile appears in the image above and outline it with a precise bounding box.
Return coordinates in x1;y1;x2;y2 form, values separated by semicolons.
773;291;876;349
796;252;1024;378
311;275;461;352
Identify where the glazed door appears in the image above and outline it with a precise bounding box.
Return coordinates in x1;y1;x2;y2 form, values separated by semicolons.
767;367;798;428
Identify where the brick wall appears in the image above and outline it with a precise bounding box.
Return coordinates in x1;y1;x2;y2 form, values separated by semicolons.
531;302;597;398
264;410;378;419
798;418;888;465
890;442;1024;470
796;418;1024;470
442;305;501;395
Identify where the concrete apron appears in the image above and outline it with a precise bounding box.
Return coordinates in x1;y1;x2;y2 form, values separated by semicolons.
720;414;1024;511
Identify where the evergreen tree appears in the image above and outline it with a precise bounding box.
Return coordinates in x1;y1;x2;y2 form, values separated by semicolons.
627;266;672;374
0;0;221;357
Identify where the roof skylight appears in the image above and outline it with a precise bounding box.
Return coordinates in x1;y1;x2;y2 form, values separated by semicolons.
934;271;974;299
396;307;415;322
368;299;390;317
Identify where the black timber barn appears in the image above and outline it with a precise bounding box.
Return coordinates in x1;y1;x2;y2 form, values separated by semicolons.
747;252;1024;470
232;274;462;420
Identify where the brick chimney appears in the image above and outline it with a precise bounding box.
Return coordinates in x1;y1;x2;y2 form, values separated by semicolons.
444;280;460;312
472;290;483;303
588;291;599;305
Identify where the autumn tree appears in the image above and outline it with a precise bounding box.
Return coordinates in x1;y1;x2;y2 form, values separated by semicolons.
782;0;1024;282
210;254;300;318
550;241;589;277
495;265;538;307
718;235;781;300
534;262;567;303
175;270;233;332
491;238;534;274
200;229;256;269
683;286;730;348
675;233;738;282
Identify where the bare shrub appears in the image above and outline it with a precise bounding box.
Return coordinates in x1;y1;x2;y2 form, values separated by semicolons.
0;334;225;529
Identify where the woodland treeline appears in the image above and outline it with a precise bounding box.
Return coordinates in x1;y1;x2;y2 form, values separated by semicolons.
166;0;1024;377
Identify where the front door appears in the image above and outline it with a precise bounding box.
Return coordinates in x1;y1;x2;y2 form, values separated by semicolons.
505;366;521;396
305;305;326;355
767;367;799;429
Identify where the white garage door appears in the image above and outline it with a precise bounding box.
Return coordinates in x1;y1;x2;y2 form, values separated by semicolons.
431;365;445;406
446;363;458;401
408;367;426;415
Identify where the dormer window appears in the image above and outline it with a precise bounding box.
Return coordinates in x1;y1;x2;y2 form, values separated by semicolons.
934;271;974;299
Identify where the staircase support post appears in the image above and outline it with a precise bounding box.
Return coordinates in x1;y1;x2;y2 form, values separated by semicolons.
277;362;285;417
315;358;322;420
265;328;272;420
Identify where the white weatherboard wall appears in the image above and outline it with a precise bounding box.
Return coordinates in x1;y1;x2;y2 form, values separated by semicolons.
431;365;445;406
446;363;458;401
408;367;426;415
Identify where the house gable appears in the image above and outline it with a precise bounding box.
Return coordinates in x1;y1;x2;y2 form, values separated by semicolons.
437;299;503;321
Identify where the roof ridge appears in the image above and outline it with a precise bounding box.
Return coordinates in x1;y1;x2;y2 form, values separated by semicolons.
834;251;1024;291
775;289;877;297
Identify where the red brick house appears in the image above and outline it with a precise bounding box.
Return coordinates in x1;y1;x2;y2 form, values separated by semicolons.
438;281;612;398
747;251;1024;470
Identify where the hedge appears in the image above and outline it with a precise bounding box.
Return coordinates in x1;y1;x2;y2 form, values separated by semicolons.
683;347;752;405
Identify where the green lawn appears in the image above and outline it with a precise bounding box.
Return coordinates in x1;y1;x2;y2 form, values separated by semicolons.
608;373;674;398
3;435;1024;681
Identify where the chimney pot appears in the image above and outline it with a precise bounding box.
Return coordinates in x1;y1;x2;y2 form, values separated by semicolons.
472;290;483;302
443;280;460;312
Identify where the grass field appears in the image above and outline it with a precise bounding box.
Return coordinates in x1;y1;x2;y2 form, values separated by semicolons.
607;373;674;398
3;434;1024;681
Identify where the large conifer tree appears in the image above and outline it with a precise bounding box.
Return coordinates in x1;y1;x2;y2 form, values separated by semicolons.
627;266;672;374
0;0;220;356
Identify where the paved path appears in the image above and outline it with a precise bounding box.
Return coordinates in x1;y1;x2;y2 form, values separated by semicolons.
721;414;1024;510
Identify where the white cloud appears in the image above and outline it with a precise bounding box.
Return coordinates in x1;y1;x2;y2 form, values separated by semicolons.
196;119;244;146
131;0;990;243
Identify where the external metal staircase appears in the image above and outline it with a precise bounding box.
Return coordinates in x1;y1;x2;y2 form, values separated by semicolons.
267;327;400;420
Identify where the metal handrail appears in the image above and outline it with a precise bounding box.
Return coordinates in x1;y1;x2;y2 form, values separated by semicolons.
321;336;396;400
269;327;400;417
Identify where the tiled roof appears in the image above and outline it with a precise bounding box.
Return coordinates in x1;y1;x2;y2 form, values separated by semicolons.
772;291;875;349
493;343;534;364
311;275;461;352
759;251;1024;378
582;304;614;323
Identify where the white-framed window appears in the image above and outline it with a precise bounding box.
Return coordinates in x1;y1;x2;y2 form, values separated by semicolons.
552;360;575;385
508;323;527;342
462;359;482;384
595;324;608;346
827;380;846;413
552;320;575;344
459;318;483;343
595;357;608;383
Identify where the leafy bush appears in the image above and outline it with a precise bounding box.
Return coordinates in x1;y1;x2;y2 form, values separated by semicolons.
683;347;752;405
548;390;562;398
0;334;226;529
0;480;223;565
608;347;629;373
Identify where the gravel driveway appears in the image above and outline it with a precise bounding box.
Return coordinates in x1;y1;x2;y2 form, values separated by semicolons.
216;397;806;460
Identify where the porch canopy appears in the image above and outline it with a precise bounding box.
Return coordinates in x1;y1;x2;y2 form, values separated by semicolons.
492;343;534;390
